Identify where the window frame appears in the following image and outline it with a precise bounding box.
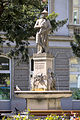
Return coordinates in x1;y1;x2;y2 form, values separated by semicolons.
73;9;79;24
73;0;80;24
0;55;11;101
69;57;80;89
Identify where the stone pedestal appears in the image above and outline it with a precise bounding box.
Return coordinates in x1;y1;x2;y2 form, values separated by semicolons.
27;98;61;110
33;53;53;76
31;53;54;90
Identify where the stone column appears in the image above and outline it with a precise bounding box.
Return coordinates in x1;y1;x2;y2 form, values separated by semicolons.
48;0;54;14
69;0;73;24
79;0;80;24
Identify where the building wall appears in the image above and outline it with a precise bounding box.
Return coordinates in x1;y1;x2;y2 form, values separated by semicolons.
0;101;11;110
14;60;29;91
49;0;69;36
48;47;73;90
55;0;69;36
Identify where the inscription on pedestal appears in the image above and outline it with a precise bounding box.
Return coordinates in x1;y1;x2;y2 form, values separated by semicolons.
35;63;45;69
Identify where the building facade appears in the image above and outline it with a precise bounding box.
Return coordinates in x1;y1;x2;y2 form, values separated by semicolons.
0;0;80;110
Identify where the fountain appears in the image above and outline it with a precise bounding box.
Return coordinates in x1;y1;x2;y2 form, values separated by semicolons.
15;9;72;110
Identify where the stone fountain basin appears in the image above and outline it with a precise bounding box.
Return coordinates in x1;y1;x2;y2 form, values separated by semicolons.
15;90;72;98
15;90;72;110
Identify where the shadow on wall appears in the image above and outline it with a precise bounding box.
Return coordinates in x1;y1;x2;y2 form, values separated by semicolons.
61;97;72;110
61;97;80;110
11;98;26;112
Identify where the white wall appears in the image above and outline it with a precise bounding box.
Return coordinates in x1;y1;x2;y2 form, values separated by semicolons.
54;0;69;36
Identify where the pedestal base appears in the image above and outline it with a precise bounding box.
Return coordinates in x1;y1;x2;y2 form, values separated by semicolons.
27;98;61;110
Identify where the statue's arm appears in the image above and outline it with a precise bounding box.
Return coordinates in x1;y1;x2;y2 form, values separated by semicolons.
34;20;41;29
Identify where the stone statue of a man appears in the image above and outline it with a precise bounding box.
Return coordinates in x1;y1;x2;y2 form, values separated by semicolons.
34;9;52;54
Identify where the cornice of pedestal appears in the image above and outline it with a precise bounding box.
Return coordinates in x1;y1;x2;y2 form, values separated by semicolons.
33;53;54;59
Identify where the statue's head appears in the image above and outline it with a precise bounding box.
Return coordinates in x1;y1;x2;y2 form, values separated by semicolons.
41;9;48;18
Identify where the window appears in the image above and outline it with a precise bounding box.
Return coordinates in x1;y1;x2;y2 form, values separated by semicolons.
70;57;80;88
73;9;79;24
73;0;79;24
31;59;34;72
0;56;11;100
30;58;34;78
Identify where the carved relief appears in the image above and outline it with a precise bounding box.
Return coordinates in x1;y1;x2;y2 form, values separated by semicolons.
32;69;56;91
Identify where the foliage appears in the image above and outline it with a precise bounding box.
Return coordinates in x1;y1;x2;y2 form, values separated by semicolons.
0;0;67;61
0;87;10;100
47;12;67;32
71;34;80;58
2;113;67;120
0;73;10;100
71;88;80;100
3;112;80;120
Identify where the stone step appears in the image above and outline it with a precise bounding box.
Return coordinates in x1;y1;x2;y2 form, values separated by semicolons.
29;110;80;117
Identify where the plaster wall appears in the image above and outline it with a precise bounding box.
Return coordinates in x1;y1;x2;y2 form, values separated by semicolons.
54;0;69;36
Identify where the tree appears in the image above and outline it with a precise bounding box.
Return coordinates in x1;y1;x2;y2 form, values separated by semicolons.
71;34;80;57
0;0;67;62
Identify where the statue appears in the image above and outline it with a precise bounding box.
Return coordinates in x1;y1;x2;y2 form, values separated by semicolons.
32;71;56;91
32;74;47;91
47;68;56;90
34;9;52;54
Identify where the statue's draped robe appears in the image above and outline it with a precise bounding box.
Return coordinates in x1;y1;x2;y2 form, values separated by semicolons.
34;18;52;53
